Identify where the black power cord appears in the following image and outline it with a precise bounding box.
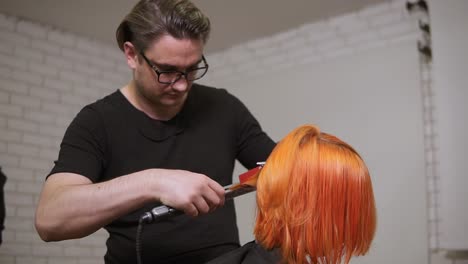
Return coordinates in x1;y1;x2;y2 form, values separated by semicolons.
136;207;180;264
136;214;149;264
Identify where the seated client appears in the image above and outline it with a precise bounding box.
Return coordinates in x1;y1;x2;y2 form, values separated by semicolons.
207;124;377;264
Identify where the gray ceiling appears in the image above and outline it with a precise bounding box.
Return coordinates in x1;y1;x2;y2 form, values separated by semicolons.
0;0;389;54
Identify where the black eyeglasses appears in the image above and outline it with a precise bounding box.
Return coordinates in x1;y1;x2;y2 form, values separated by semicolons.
139;51;209;84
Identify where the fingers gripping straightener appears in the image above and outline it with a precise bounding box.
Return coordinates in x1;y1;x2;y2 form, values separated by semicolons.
140;162;265;224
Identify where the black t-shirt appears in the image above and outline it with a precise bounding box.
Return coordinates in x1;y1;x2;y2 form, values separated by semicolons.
49;84;276;263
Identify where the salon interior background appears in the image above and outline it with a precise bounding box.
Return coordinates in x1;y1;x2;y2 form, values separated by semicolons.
0;0;467;263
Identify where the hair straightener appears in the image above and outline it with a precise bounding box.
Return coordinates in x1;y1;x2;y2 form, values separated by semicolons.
140;162;264;224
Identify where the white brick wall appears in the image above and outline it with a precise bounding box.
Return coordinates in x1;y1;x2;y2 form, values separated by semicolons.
205;0;419;85
0;12;129;263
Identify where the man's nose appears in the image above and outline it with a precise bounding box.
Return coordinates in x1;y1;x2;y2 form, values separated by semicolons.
171;76;189;92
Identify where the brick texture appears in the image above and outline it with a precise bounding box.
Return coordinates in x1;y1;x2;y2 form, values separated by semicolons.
0;12;127;264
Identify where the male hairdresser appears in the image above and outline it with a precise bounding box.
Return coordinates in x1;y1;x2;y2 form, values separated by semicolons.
35;0;275;263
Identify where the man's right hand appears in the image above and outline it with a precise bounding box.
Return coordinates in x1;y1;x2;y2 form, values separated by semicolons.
149;169;226;217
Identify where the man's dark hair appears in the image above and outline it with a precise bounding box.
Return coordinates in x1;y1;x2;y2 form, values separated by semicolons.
116;0;211;52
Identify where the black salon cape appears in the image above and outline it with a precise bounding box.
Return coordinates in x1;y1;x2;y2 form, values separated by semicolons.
204;241;282;264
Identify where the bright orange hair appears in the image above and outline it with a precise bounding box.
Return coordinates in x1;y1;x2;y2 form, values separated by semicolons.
254;124;376;264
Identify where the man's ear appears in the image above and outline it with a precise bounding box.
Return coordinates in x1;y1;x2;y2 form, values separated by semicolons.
123;41;139;69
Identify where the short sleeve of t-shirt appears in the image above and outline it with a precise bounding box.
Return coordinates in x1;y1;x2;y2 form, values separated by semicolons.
228;93;276;169
48;105;107;183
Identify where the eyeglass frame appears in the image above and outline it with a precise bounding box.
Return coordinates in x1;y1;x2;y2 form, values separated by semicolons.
139;51;209;85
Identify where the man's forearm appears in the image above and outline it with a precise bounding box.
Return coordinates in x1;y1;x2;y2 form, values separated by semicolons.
35;171;155;241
